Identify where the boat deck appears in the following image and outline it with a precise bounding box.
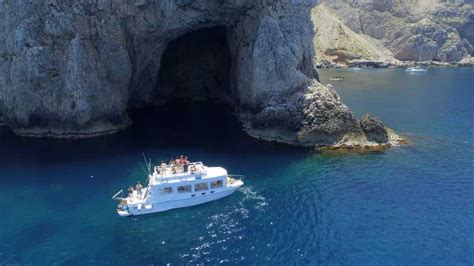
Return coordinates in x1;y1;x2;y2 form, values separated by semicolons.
150;165;227;185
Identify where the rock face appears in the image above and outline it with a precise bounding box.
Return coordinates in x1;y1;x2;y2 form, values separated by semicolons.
315;0;474;66
0;0;391;147
312;4;400;67
360;114;389;144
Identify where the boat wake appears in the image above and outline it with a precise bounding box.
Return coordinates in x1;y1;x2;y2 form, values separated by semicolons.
238;186;268;212
180;186;268;263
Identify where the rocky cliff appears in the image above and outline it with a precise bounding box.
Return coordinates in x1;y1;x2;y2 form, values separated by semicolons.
0;0;394;147
314;0;474;67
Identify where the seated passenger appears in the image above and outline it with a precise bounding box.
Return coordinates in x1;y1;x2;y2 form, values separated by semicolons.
135;181;143;197
179;155;185;165
128;186;134;198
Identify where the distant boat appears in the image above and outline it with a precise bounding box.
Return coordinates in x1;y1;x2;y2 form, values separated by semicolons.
406;43;427;72
329;76;344;81
405;66;427;72
349;67;363;71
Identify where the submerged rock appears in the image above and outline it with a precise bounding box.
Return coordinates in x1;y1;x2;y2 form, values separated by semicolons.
360;114;389;144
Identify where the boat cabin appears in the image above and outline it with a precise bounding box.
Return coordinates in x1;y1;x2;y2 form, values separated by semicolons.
147;163;228;199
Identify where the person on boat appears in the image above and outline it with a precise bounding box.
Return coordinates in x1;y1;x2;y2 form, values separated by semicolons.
169;159;174;166
183;157;189;173
128;186;134;199
174;157;181;172
179;155;185;165
159;161;166;175
135;181;143;197
119;199;128;211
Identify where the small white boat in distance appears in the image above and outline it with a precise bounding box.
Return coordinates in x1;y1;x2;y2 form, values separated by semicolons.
112;162;244;216
406;43;428;72
405;66;427;72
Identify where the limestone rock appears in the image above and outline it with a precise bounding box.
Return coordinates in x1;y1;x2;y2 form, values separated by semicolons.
360;114;388;144
312;4;400;67
0;0;392;147
316;0;474;65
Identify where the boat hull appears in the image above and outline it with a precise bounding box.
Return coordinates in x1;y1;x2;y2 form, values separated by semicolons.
405;67;427;72
121;181;242;216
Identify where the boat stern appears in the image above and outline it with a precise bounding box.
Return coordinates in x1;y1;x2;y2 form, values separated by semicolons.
233;179;244;188
227;176;244;189
117;208;132;217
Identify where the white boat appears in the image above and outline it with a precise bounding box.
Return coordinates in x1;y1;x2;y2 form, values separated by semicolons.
405;66;427;72
112;161;244;216
406;44;427;72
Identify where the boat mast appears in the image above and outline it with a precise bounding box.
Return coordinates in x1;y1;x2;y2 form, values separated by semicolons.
419;44;423;63
142;152;152;175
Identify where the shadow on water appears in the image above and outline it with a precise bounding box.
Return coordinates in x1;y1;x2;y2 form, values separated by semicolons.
0;100;305;164
124;100;300;153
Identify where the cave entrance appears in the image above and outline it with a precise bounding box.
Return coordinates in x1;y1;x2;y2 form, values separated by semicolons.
157;26;233;106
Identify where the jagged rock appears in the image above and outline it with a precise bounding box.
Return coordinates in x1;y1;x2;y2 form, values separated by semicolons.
360;114;388;144
0;0;391;147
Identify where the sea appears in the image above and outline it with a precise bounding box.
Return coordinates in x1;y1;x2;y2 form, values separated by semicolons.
0;67;472;265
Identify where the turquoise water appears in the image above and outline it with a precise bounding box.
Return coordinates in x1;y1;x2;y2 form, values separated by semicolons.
0;68;473;265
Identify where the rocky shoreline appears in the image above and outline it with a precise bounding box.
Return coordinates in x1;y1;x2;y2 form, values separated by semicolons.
10;121;131;139
246;125;406;152
243;108;405;151
316;59;474;69
0;1;409;150
317;128;407;153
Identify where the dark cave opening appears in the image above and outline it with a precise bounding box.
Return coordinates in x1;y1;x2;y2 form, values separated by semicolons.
157;26;234;106
127;26;249;143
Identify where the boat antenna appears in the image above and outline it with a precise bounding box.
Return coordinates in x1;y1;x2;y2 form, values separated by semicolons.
138;161;149;176
142;152;151;175
419;43;423;63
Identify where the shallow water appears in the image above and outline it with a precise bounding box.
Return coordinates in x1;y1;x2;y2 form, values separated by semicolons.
0;68;473;265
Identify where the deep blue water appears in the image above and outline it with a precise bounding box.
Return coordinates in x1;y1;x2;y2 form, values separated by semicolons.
0;68;473;265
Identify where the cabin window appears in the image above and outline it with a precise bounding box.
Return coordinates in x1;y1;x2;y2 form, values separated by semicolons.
194;182;209;191
159;187;174;194
177;185;192;193
211;180;223;189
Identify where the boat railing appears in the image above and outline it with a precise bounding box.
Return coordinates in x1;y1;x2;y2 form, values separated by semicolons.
228;174;244;179
112;189;125;201
151;162;208;182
